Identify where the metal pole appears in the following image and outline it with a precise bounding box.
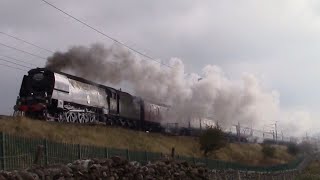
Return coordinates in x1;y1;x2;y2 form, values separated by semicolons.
126;149;130;161
43;139;48;165
105;147;109;158
237;122;241;142
275;122;278;143
77;144;82;159
0;132;5;170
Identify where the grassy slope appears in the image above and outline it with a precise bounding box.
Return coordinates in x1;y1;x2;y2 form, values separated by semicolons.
295;160;320;180
0;117;293;165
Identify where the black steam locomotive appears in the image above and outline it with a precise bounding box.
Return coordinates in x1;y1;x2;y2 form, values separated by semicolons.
14;68;168;132
15;68;246;140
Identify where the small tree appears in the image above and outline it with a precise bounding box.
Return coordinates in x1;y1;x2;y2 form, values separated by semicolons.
287;143;299;155
199;126;227;156
299;141;314;155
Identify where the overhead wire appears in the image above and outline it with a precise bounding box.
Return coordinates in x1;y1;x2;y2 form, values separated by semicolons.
0;54;37;66
0;58;32;69
0;31;54;53
0;63;27;72
0;42;46;60
39;0;172;68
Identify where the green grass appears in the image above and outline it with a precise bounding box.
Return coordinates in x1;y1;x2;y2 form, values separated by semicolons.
0;117;294;165
295;160;320;180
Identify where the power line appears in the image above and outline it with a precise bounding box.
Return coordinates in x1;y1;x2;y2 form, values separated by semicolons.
0;54;37;66
40;0;172;68
0;31;54;53
0;58;32;69
0;63;26;72
0;42;46;60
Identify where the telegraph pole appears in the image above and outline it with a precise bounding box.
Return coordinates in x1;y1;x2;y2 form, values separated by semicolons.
237;122;241;142
275;121;278;142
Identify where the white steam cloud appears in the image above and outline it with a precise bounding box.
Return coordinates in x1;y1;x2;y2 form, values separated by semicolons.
46;43;301;134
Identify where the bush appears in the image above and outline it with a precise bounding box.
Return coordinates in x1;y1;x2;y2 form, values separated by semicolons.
298;142;314;154
287;143;299;155
199;126;227;156
262;145;276;158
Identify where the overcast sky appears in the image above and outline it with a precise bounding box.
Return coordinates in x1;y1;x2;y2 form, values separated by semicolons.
1;0;320;135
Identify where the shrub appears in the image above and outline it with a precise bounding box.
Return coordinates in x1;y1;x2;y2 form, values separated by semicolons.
298;142;314;154
262;145;275;158
199;126;227;156
287;143;299;155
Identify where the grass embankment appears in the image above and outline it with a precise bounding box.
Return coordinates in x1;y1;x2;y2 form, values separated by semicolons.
0;117;293;165
295;160;320;180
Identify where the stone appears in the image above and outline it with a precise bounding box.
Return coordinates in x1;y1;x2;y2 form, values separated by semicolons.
148;168;155;174
136;174;143;180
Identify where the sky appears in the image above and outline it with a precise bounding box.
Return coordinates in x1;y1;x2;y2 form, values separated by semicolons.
0;0;320;137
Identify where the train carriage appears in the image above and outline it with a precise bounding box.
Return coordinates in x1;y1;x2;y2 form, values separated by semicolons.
142;101;168;132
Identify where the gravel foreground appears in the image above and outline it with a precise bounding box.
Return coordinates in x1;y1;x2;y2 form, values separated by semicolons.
0;156;298;180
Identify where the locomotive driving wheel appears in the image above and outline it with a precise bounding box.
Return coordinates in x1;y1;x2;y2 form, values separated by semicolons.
89;113;96;123
65;112;77;123
78;112;89;123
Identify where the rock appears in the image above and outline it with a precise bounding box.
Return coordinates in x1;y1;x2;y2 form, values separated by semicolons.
129;161;140;167
0;174;5;180
191;168;198;175
141;166;149;172
32;168;46;179
135;173;144;180
148;168;155;174
17;171;35;180
106;175;115;180
145;175;155;180
179;171;186;176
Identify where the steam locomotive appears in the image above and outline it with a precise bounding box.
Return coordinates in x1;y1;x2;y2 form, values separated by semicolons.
14;68;246;141
14;68;168;132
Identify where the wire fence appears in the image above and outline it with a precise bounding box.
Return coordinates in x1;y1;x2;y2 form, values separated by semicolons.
0;132;304;172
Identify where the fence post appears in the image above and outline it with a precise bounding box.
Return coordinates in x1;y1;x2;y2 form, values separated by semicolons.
77;144;82;159
105;147;109;158
43;139;48;165
33;145;44;165
171;147;175;159
126;149;130;161
145;151;148;162
0;132;5;170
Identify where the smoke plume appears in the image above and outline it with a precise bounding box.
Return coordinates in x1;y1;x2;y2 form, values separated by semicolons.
46;43;280;129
